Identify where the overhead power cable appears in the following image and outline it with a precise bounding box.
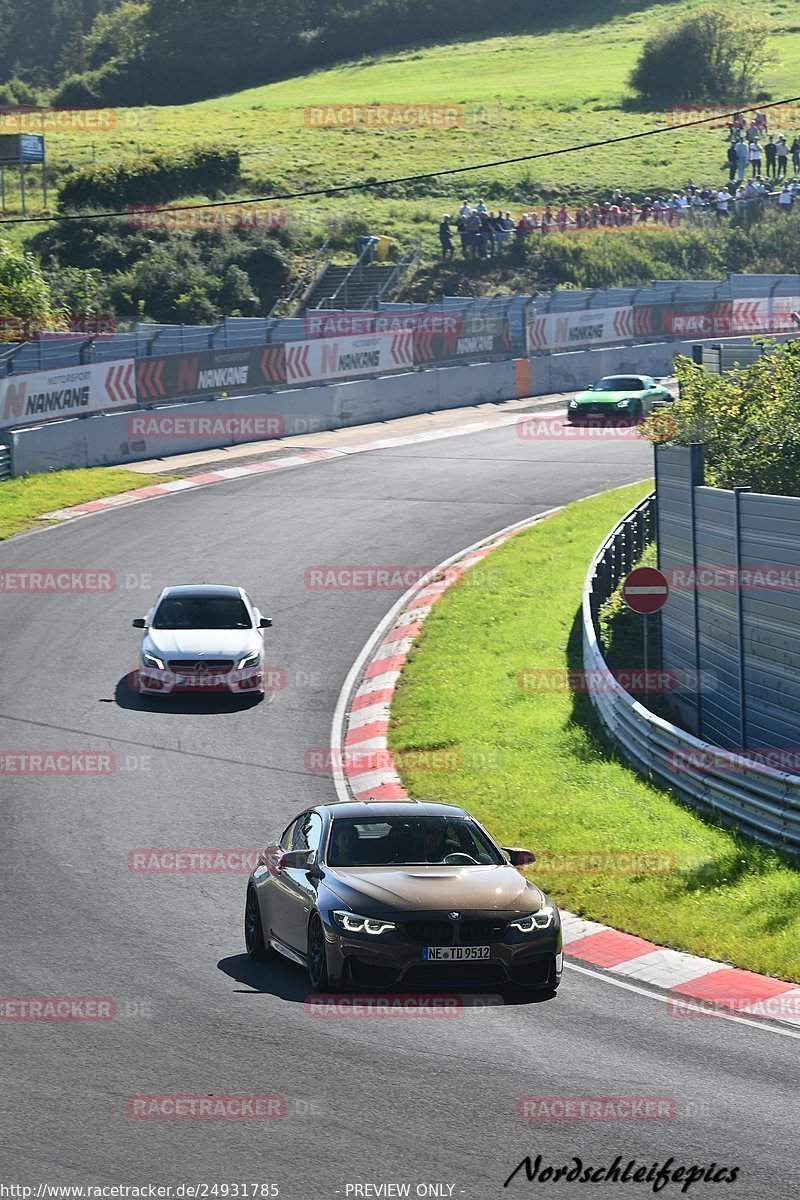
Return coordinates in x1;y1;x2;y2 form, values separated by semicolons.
0;95;796;226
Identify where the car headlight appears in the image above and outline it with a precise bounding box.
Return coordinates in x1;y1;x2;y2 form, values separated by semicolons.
142;652;165;670
237;651;261;670
617;398;633;408
510;905;556;932
568;399;578;408
332;910;396;936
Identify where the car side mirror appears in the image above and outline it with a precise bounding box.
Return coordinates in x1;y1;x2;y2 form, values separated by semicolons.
259;616;272;628
277;849;315;871
503;847;536;866
132;617;146;629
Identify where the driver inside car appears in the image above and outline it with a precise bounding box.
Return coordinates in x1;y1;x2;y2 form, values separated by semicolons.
329;824;359;866
420;823;449;864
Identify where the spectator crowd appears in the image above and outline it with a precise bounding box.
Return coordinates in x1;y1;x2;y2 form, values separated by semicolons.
437;110;800;260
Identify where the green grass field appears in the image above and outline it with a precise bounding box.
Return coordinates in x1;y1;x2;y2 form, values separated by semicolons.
0;467;170;540
388;483;800;982
5;0;800;257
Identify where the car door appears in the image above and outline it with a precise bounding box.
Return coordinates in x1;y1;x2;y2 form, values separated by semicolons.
281;811;325;954
254;817;297;950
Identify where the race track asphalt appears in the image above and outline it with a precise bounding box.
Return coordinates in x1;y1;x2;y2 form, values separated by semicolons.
1;416;795;1199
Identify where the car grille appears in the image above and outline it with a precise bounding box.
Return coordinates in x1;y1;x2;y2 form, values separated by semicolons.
403;963;507;986
167;659;235;671
402;919;508;946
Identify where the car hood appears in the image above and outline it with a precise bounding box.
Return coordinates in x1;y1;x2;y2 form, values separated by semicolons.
572;389;645;404
145;628;257;656
323;864;544;914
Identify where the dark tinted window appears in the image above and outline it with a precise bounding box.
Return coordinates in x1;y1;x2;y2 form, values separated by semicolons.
153;594;252;630
593;376;646;392
326;816;504;867
292;812;323;853
279;820;297;850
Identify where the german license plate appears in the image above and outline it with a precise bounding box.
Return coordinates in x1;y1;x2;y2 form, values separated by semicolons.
422;946;490;961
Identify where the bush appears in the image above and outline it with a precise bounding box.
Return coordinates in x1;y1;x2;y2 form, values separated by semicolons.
629;6;768;104
0;237;57;340
0;77;45;106
57;146;241;211
640;345;800;497
30;217;291;324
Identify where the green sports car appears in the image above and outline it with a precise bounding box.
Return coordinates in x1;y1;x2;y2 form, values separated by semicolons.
567;375;672;421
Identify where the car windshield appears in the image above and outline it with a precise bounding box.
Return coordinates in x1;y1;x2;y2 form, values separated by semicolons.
152;594;252;630
326;816;505;867
593;376;646;392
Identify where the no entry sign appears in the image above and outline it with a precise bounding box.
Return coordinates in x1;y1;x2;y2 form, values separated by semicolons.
622;567;670;614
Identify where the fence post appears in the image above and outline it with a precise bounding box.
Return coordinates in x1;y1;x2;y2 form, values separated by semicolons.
688;442;705;737
733;485;751;751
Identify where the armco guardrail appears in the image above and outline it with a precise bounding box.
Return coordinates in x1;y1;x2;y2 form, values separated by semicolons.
0;441;10;481
582;493;800;855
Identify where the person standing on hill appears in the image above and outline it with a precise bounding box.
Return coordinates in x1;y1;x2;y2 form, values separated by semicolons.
792;136;800;175
764;137;777;178
749;139;763;177
734;137;750;182
438;215;455;260
715;185;732;218
776;136;790;178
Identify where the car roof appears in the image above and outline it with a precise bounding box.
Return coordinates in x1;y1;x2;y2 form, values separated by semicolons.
319;800;471;819
161;584;245;598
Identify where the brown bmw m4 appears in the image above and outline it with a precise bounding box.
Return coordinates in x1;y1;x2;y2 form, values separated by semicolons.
245;800;562;992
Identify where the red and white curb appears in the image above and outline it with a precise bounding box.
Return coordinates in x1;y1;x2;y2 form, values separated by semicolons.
330;510;800;1029
35;408;550;527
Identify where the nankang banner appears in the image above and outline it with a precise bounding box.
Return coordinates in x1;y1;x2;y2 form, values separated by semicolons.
415;315;510;363
284;332;415;384
527;307;634;353
135;345;286;404
0;359;135;429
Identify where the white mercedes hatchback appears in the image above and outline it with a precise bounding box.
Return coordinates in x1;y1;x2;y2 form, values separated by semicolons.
133;584;272;697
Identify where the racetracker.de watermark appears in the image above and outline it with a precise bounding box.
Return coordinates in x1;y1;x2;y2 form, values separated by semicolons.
0;570;115;594
665;102;800;127
0;751;117;775
305;747;501;773
516;413;677;440
305;104;463;128
128;848;262;873
126;414;286;440
517;668;717;695
304;565;496;590
304;311;462;337
128;204;287;231
0;106;147;133
664;566;800;591
1;997;116;1021
517;1097;677;1121
668;747;800;775
0;315;116;340
304;994;502;1017
666;995;800;1019
128;1095;285;1119
525;851;675;876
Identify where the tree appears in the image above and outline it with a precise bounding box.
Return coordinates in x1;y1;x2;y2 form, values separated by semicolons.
629;6;768;104
639;345;800;497
0;236;57;340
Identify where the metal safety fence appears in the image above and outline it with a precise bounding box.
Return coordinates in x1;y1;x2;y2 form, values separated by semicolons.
583;492;800;855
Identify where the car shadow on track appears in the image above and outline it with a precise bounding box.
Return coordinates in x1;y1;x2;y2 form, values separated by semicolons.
217;954;557;1007
113;676;263;714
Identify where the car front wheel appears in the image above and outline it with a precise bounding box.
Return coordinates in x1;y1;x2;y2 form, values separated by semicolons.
245;886;272;960
307;912;337;991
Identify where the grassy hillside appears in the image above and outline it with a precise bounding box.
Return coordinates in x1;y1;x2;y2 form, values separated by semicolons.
5;0;800;281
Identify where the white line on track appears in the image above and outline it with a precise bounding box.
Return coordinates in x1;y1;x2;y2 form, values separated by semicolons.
565;961;800;1041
